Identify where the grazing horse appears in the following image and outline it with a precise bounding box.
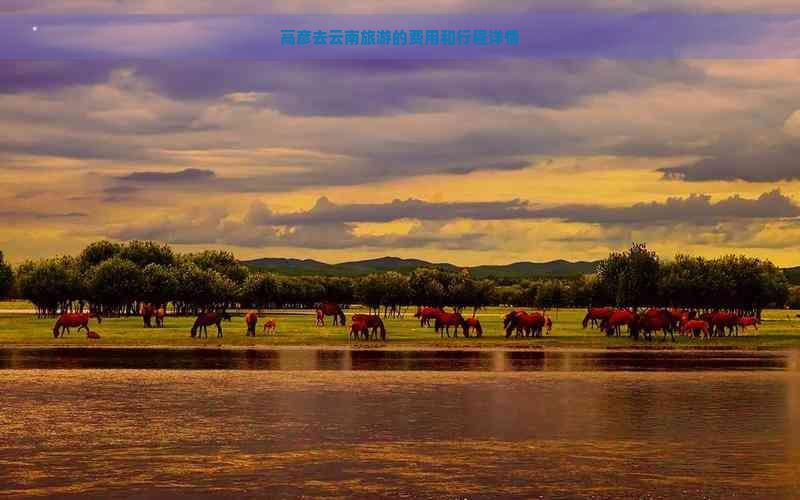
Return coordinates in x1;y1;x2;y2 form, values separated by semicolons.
155;307;166;327
315;302;346;326
350;314;386;341
190;311;231;339
604;310;639;338
638;309;675;341
140;303;156;328
681;319;711;339
415;307;444;327
462;317;483;338
505;312;546;338
263;319;277;335
434;312;467;338
245;310;259;336
738;316;760;333
503;310;525;332
700;312;740;337
349;319;369;340
582;307;615;329
53;312;102;338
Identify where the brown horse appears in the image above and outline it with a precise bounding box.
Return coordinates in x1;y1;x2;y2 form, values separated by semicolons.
415;307;444;327
435;312;466;338
263;319;277;335
53;312;102;338
681;319;710;339
582;307;615;329
190;311;231;339
315;302;346;326
505;312;546;338
350;314;386;341
140;303;156;328
545;316;553;335
462;317;483;338
245;310;259;337
604;309;638;338
155;307;166;327
349;319;369;340
637;309;675;341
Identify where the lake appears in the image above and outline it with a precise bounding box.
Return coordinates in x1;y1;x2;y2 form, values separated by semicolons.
1;349;799;498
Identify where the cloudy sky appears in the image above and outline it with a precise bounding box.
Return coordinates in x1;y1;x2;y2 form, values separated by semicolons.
3;1;800;265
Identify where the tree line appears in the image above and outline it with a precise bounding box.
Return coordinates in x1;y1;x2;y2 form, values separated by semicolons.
0;241;791;317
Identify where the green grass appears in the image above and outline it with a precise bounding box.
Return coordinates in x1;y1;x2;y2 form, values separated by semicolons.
1;307;800;349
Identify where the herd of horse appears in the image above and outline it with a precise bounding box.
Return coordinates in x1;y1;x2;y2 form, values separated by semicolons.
48;302;762;343
582;307;761;341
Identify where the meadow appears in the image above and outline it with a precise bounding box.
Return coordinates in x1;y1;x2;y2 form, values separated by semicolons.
2;306;800;349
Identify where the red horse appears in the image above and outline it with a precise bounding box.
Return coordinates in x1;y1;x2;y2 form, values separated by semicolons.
462;317;483;338
315;302;346;326
434;312;466;338
245;310;259;337
350;314;386;341
637;309;675;341
53;312;102;338
140;303;156;328
604;310;638;338
155;307;166;327
700;312;740;337
190;311;231;339
415;307;444;327
681;319;710;339
505;312;546;338
582;307;615;329
738;316;760;333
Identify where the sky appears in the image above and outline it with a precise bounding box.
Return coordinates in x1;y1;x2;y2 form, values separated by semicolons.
2;1;800;266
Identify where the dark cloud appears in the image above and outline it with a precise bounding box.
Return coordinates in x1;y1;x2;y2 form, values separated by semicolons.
116;168;216;184
659;144;800;182
0;210;87;220
245;190;800;227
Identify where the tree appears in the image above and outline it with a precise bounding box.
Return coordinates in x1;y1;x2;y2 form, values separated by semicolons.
140;263;178;307
88;257;143;314
189;250;248;284
17;256;84;315
0;251;13;299
78;240;121;270
239;272;279;309
597;243;659;310
119;240;176;268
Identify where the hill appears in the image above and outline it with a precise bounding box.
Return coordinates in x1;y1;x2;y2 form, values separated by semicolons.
242;256;599;278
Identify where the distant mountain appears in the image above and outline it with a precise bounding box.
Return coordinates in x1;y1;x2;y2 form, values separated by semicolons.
242;255;599;278
784;266;800;285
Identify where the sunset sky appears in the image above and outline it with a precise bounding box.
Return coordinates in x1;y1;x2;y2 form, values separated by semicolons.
3;1;800;265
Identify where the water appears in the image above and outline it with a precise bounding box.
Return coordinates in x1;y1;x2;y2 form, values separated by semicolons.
1;350;799;498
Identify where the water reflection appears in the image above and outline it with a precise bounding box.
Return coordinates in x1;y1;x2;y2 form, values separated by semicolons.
0;347;790;371
0;369;798;498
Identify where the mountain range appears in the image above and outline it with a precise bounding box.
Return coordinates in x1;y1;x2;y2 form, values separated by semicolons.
241;256;601;279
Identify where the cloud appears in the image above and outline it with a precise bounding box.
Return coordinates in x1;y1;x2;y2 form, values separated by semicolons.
244;190;800;227
116;168;215;184
659;143;800;182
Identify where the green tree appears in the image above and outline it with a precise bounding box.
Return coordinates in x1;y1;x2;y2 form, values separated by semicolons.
0;251;14;298
88;257;143;314
140;263;178;307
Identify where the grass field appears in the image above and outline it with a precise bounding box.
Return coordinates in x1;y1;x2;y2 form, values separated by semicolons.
1;307;800;349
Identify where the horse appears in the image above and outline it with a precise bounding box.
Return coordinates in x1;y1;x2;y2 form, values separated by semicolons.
349;319;369;340
503;310;525;333
315;302;346;326
637;309;675;341
87;331;101;339
604;309;639;338
434;312;466;338
245;310;259;337
505;312;546;338
190;311;231;339
582;307;615;329
681;319;710;339
350;314;386;341
738;316;760;333
545;316;553;335
140;303;156;328
462;317;483;338
53;312;102;338
700;312;739;337
263;319;277;335
415;307;444;327
155;307;166;327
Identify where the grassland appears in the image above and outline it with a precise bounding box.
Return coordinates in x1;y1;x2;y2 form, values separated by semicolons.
1;307;800;349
